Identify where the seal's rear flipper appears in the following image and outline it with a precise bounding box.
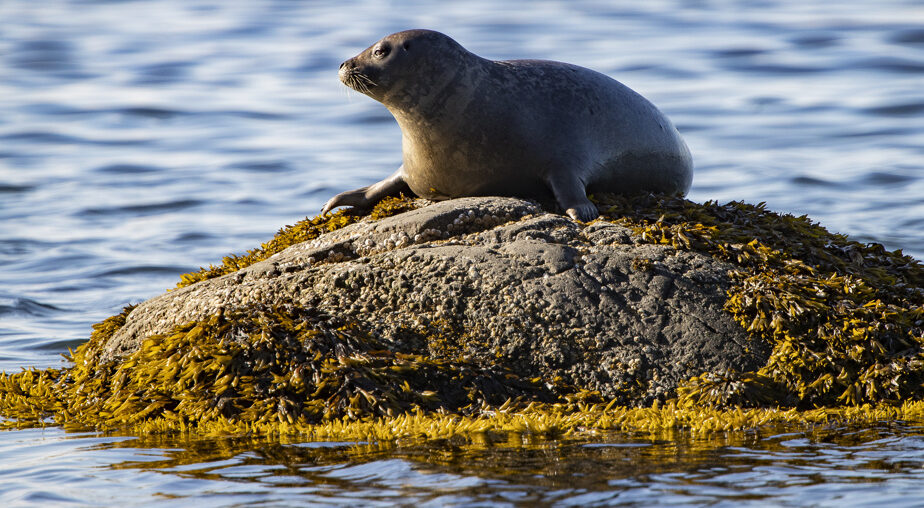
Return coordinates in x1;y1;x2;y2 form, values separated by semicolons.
547;172;599;222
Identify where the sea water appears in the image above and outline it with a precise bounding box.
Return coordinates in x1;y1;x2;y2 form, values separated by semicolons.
1;1;923;505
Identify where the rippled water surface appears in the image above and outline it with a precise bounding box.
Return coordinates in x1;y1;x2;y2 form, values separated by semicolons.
2;0;923;505
2;424;924;506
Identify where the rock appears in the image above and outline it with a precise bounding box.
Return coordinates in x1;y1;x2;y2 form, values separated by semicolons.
3;194;920;432
101;197;766;404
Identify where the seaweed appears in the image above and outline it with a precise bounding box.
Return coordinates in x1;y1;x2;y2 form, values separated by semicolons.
594;194;923;408
2;194;923;438
0;305;548;432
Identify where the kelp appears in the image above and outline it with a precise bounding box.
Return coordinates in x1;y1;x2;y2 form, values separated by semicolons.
2;194;923;438
1;305;552;431
595;194;923;408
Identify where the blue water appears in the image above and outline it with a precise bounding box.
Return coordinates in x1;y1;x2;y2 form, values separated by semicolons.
1;0;923;505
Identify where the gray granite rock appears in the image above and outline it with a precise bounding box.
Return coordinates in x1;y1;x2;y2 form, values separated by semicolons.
102;197;766;404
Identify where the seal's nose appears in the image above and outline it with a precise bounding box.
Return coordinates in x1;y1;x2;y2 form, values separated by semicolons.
337;60;352;84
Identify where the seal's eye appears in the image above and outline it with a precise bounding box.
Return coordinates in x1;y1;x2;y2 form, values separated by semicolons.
403;42;410;51
373;45;390;58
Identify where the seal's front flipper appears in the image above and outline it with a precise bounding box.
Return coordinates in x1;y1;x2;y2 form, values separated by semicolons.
320;185;371;215
321;167;411;215
548;173;599;222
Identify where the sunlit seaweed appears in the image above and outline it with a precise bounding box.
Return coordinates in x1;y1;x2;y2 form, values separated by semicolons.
1;305;550;431
595;194;923;408
1;194;922;439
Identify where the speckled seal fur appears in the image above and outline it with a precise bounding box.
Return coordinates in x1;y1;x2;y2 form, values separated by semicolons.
322;29;693;221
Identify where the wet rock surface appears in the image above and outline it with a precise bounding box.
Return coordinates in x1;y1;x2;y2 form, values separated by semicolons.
102;197;764;404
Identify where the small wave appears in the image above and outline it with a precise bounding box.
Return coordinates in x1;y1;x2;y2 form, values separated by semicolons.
899;217;923;229
21;103;86;116
77;199;203;217
0;131;149;147
863;102;924;117
10;39;76;73
95;163;162;174
860;171;916;186
17;104;186;120
788;33;840;49
0;239;52;257
0;298;65;317
175;232;216;243
115;108;286;120
221;23;274;38
20;105;279;120
854;57;924;74
0;132;82;144
889;28;924;46
833;127;908;138
721;62;828;74
95;265;186;278
791;176;841;187
32;338;87;352
226;160;292;173
0;184;35;193
300;184;333;198
133;61;194;86
21;104;188;119
114;107;186;119
615;64;697;78
709;48;768;58
219;110;289;120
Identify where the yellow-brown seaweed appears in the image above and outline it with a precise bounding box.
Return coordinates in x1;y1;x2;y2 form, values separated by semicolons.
1;194;922;440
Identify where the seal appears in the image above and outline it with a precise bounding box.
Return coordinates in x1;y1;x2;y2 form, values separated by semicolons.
322;29;693;221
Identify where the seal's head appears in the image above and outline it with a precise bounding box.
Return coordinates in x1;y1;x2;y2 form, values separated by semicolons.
338;30;470;108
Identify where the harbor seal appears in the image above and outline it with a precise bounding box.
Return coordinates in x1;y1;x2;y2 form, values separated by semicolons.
322;29;692;221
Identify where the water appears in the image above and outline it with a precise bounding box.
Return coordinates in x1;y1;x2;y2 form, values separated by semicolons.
1;0;922;504
1;425;924;506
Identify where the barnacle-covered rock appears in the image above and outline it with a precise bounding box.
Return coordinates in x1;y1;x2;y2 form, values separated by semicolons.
1;193;922;435
99;196;760;406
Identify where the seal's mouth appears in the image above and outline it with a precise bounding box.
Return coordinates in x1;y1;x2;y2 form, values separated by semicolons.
338;62;376;95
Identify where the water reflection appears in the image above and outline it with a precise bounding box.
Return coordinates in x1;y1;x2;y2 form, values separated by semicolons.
48;423;915;506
